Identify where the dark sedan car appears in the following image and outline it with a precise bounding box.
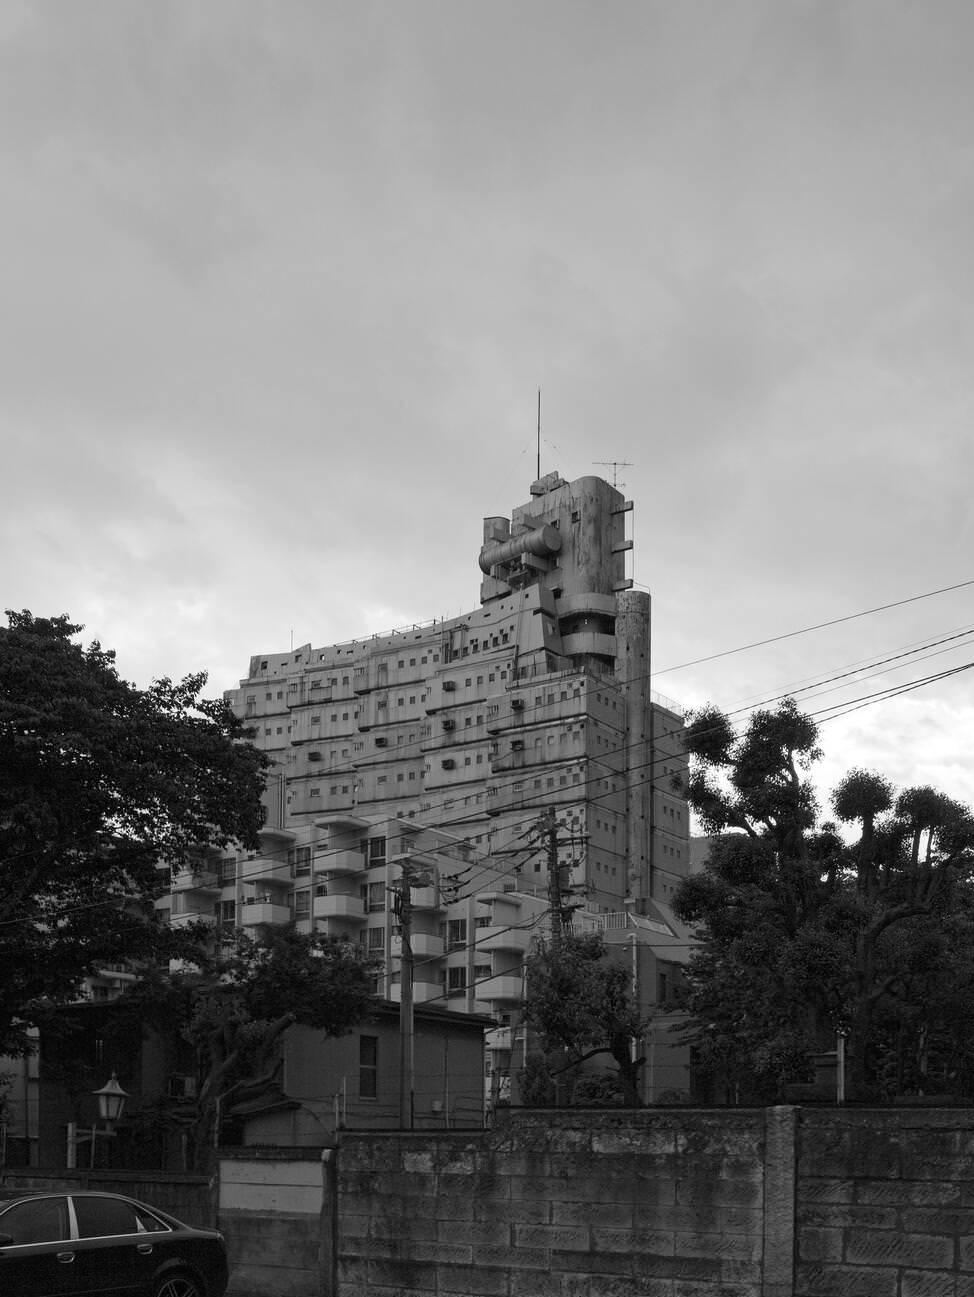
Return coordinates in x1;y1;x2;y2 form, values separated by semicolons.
0;1190;228;1297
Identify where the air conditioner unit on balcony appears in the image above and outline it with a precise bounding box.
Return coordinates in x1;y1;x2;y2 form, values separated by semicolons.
441;759;456;770
442;680;456;691
511;740;524;751
442;719;455;731
307;751;322;761
375;736;388;747
511;698;525;710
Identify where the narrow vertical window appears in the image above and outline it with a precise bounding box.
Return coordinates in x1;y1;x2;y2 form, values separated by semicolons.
359;1035;378;1099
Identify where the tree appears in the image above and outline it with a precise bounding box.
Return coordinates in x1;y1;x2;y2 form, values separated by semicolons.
522;931;647;1106
114;925;381;1168
673;699;974;1102
0;610;268;1055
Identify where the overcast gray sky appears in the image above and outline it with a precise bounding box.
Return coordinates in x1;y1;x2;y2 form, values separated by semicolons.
3;1;972;818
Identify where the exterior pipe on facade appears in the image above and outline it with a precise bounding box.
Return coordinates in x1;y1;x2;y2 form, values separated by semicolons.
478;525;562;573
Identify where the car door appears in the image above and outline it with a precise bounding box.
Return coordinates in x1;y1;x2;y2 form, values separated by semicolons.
0;1195;75;1297
67;1195;160;1297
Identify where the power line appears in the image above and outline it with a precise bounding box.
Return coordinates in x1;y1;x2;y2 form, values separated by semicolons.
651;577;974;677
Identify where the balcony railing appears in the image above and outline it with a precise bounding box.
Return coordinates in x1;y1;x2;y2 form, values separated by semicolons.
313;894;366;922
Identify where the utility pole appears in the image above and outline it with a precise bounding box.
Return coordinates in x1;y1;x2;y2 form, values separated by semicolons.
394;859;433;1129
543;809;584;944
544;810;564;946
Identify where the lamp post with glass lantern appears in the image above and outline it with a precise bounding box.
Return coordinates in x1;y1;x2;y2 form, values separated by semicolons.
66;1072;129;1169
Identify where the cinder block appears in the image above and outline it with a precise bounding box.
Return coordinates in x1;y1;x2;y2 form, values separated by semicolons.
474;1197;549;1226
675;1176;763;1208
845;1228;954;1270
514;1222;589;1251
800;1203;897;1230
858;1179;961;1207
796;1262;898;1296
474;1243;551;1271
437;1263;511;1294
674;1229;763;1262
509;1268;565;1296
903;1207;974;1235
899;1271;959;1297
552;1199;634;1229
590;1226;675;1256
797;1226;844;1264
798;1178;855;1205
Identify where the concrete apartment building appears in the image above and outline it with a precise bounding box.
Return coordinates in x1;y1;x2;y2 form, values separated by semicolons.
168;471;692;1101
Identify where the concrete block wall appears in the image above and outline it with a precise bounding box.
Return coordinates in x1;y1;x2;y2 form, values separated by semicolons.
219;1148;331;1297
795;1107;974;1297
336;1108;772;1297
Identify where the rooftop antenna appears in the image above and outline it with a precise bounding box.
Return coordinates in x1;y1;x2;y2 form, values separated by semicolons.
594;460;633;490
536;388;541;480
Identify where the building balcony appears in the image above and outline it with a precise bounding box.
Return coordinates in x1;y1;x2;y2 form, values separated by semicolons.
389;980;442;1004
485;1026;513;1052
561;631;617;659
169;911;217;929
241;858;291;887
391;933;445;960
240;901;291;927
258;825;296;845
313;894;366;922
478;974;524;1002
317;848;365;876
171;870;221;894
409;886;442;911
314;811;371;832
477;925;532;954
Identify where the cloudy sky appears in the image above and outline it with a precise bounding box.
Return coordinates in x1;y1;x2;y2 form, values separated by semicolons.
2;1;972;818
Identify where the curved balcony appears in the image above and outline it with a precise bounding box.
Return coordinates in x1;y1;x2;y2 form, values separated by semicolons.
313;894;366;922
477;925;532;954
561;631;617;659
317;848;365;876
240;900;291;927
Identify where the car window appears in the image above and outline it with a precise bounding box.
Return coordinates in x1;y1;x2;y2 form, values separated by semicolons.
0;1197;70;1245
73;1197;157;1239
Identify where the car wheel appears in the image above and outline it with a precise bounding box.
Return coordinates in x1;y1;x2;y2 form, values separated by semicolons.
153;1273;204;1297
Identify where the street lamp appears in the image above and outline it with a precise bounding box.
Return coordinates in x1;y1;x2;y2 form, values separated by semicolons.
93;1072;129;1127
67;1072;130;1169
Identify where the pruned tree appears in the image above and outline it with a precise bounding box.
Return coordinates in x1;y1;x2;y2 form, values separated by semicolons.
0;610;268;1054
674;698;974;1102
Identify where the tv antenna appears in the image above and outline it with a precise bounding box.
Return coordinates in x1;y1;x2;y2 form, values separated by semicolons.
594;460;633;489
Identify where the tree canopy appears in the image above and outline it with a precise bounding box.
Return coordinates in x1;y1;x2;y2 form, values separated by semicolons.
673;699;974;1102
522;931;648;1106
0;610;268;1054
114;924;380;1168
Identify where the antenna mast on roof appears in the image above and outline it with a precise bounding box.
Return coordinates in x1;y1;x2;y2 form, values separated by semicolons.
594;460;633;489
537;388;541;480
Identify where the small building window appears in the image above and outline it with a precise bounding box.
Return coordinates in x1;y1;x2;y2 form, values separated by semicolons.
359;1035;378;1099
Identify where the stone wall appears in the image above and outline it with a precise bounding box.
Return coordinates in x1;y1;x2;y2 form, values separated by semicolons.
336;1108;775;1297
795;1107;974;1297
214;1106;974;1296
